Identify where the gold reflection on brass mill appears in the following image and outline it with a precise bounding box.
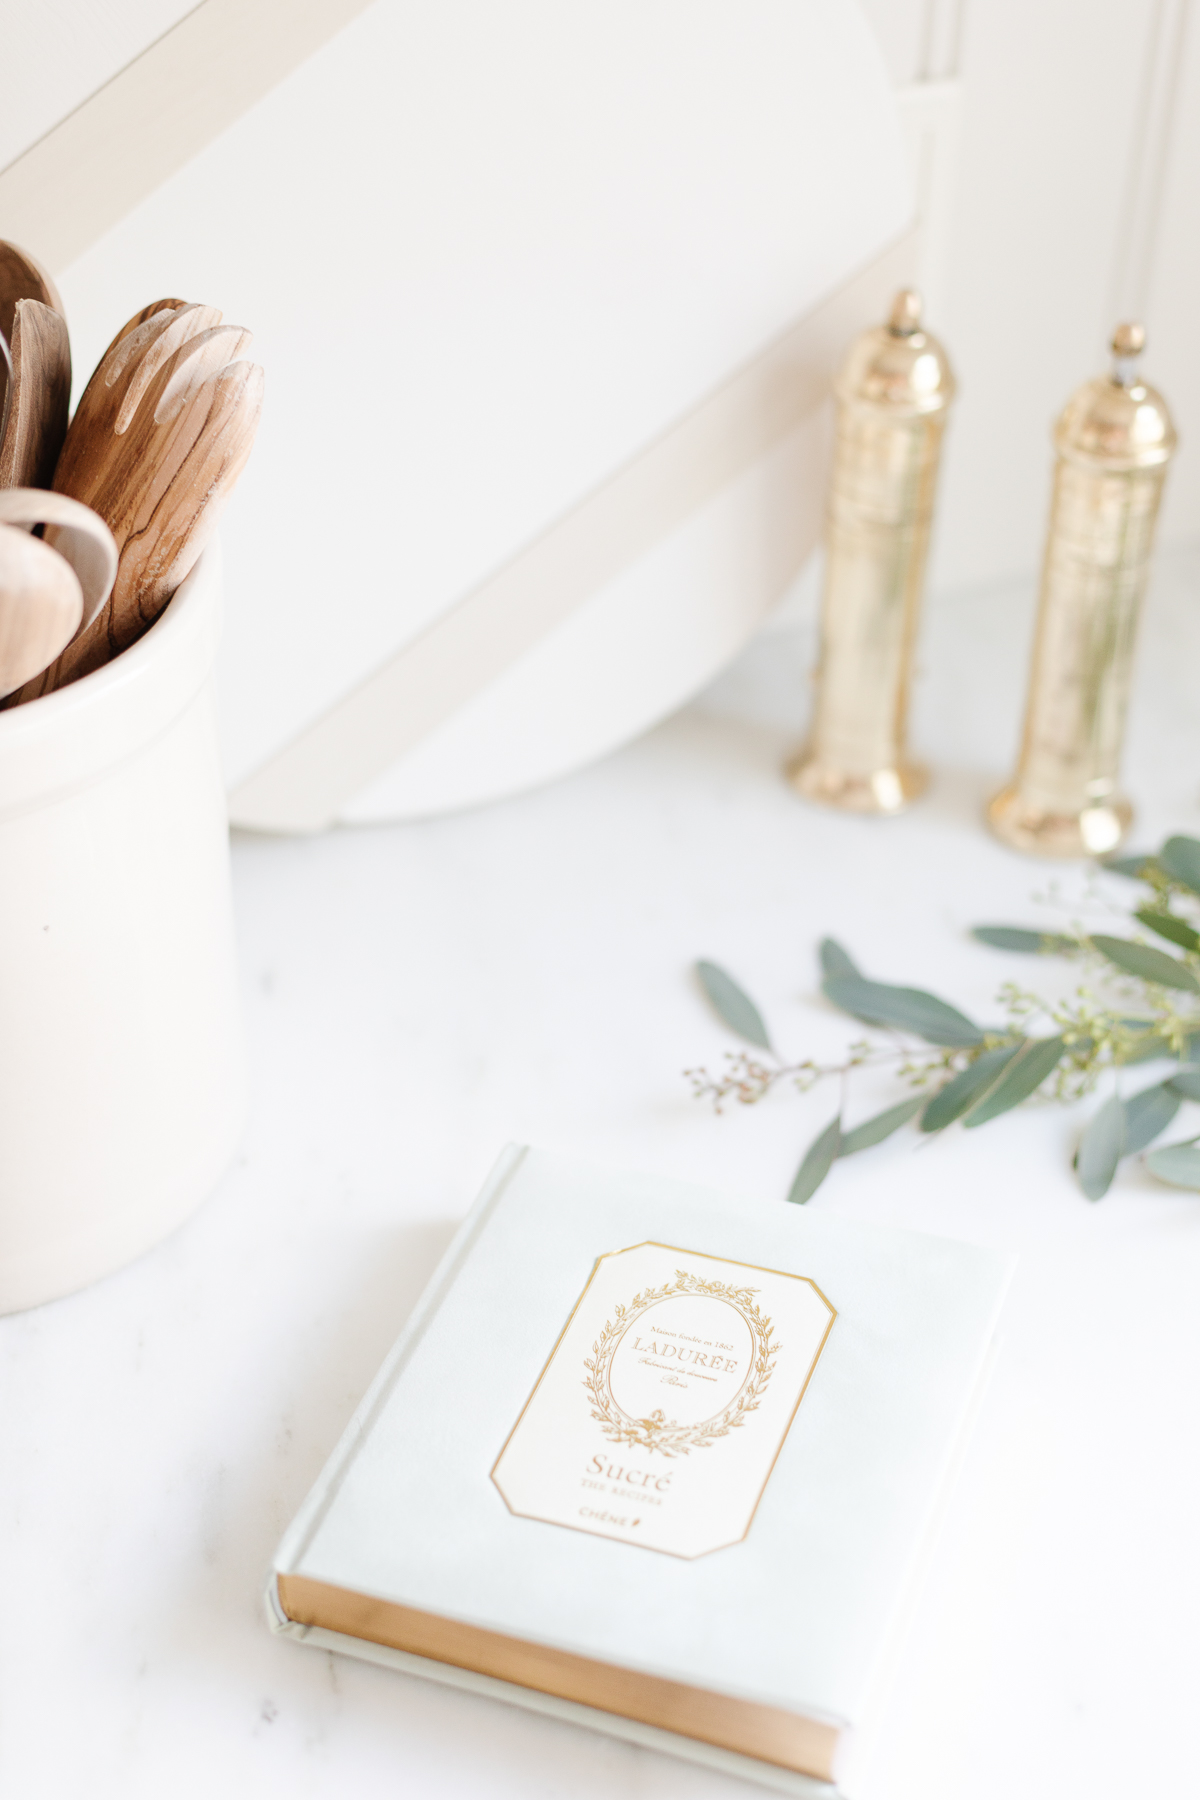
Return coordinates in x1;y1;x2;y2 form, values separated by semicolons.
787;288;956;813
988;324;1177;858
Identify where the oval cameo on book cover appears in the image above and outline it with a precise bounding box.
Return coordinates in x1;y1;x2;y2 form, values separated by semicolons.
608;1295;754;1429
492;1243;836;1559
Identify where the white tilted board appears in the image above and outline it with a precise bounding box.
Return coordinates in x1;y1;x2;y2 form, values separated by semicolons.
31;0;913;827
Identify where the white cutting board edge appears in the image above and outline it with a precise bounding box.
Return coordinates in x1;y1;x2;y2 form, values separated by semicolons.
322;82;957;827
338;242;901;826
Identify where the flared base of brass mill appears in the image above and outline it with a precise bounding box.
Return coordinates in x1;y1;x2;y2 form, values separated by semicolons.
785;750;928;815
985;785;1132;860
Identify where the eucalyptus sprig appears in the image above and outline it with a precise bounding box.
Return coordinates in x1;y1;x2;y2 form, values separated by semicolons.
688;832;1200;1204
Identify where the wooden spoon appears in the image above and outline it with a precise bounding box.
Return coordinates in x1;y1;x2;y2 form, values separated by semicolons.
0;489;117;636
0;298;71;490
0;522;82;699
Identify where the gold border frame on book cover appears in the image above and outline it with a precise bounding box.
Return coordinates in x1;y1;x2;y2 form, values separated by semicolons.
491;1242;837;1559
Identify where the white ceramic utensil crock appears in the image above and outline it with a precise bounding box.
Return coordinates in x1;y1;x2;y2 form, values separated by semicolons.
0;543;247;1313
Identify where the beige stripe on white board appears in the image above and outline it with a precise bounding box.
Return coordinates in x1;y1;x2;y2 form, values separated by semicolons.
227;231;918;834
0;0;375;274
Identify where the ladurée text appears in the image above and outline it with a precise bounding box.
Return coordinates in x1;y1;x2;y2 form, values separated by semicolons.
631;1336;738;1373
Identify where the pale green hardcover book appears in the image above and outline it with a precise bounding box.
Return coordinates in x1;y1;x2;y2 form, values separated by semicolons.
268;1144;1012;1796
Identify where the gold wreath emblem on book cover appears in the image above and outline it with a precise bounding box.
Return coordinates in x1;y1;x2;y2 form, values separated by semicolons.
583;1269;780;1457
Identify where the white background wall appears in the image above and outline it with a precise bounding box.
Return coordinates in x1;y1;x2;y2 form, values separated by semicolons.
0;0;197;169
860;0;1199;595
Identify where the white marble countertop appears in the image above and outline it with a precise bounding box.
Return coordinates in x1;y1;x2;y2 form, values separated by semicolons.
4;556;1200;1798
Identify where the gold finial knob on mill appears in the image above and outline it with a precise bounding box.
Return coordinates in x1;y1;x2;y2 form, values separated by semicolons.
987;323;1177;858
786;288;956;813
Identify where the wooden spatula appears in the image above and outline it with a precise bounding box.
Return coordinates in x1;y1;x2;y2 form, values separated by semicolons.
0;298;71;490
0;243;69;493
0;522;82;699
0;240;64;355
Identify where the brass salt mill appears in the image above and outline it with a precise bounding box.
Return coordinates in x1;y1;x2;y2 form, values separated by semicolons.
787;289;955;812
988;324;1177;857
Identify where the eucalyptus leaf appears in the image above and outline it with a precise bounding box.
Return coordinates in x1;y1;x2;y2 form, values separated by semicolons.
819;938;860;980
787;1115;841;1204
971;925;1075;954
1145;1140;1200;1190
821;973;984;1048
695;961;772;1050
1166;1069;1200;1101
1076;1096;1126;1199
1159;835;1200;896
962;1034;1067;1128
919;1043;1024;1132
1123;1081;1182;1153
1134;908;1200;953
1090;935;1200;993
838;1094;925;1157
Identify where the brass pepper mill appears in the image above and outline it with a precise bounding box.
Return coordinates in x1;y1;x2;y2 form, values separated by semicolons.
787;289;956;812
988;324;1177;857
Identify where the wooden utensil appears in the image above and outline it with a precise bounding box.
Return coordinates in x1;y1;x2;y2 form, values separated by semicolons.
0;241;70;492
0;489;118;636
53;302;221;498
0;298;71;490
63;360;263;683
0;240;64;357
9;316;263;700
100;297;188;363
0;522;82;699
0;329;11;454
